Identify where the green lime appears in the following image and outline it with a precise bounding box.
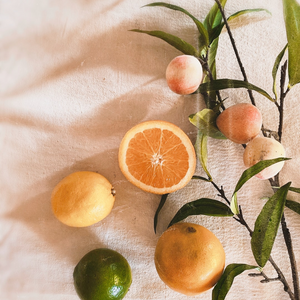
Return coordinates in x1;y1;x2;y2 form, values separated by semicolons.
73;248;132;300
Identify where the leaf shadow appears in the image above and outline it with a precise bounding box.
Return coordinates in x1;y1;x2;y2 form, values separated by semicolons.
2;9;174;98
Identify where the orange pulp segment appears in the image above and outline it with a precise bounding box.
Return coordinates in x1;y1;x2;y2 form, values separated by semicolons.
118;120;196;194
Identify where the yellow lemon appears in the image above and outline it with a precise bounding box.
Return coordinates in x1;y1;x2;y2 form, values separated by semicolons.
51;171;116;227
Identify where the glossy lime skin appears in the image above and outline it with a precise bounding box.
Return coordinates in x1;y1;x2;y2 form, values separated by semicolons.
73;248;132;300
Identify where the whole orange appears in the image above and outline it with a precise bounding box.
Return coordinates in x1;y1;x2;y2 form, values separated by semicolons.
154;222;225;296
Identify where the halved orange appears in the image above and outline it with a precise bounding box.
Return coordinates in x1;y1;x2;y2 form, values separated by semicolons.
118;120;196;194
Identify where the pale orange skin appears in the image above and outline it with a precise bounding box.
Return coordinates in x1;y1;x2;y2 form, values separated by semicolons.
216;103;262;144
154;222;225;296
166;55;203;95
243;136;286;179
51;171;115;227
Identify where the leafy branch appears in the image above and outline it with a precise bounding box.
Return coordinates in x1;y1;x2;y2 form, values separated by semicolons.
133;0;300;299
214;0;256;106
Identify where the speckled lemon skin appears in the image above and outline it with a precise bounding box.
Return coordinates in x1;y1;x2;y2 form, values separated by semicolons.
51;171;115;227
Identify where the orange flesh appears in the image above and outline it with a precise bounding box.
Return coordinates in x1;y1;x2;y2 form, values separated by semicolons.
125;128;189;188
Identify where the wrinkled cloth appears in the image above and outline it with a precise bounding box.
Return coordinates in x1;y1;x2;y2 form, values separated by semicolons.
1;0;300;299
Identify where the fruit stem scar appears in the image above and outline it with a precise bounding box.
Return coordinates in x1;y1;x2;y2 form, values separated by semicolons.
111;188;116;196
187;226;196;233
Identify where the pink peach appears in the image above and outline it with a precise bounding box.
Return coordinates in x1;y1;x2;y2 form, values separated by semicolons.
166;55;203;95
216;103;262;144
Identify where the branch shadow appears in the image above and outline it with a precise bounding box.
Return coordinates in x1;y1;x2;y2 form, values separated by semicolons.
1;6;177;98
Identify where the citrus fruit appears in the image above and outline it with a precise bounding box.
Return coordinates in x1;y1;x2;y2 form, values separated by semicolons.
51;171;116;227
154;222;225;296
73;248;132;300
118;120;196;194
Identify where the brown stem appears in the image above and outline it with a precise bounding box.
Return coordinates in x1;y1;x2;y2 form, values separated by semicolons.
269;255;296;300
281;213;300;300
210;180;295;299
277;60;290;142
214;0;256;106
272;59;299;300
211;181;230;205
211;2;298;298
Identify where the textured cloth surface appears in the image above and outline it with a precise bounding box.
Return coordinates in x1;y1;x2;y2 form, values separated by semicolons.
1;0;300;300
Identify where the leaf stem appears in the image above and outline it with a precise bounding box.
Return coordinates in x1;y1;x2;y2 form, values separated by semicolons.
248;271;280;283
211;181;230;205
277;60;290;142
271;58;299;300
214;4;297;297
210;180;295;298
269;255;296;300
281;213;300;300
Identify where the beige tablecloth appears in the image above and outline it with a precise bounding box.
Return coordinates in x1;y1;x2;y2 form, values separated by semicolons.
1;0;300;299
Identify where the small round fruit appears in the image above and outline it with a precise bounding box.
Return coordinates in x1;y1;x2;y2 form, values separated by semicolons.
216;103;262;144
243;136;286;179
51;171;115;227
73;248;132;300
166;55;203;95
154;222;225;296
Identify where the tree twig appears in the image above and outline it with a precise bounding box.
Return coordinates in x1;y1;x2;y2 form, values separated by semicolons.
277;60;290;142
281;212;300;300
271;59;299;300
213;1;298;298
214;0;256;106
210;180;295;299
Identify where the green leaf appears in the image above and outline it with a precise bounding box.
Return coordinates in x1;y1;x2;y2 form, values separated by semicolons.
228;8;271;21
144;2;209;51
208;8;271;46
154;194;168;233
207;38;219;80
201;37;220;107
194;131;213;181
230;193;239;215
130;29;199;57
283;0;300;86
189;109;226;139
233;157;290;195
288;186;300;194
204;0;227;42
207;24;224;45
286;200;300;215
168;198;234;227
227;8;271;28
192;175;211;182
205;7;271;75
199;79;274;102
272;44;288;100
212;264;258;300
251;182;291;267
